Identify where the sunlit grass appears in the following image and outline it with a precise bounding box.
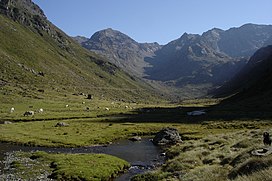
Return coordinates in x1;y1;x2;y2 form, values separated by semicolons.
6;151;129;181
133;122;272;181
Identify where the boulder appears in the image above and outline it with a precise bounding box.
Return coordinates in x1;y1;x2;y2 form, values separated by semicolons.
153;127;182;146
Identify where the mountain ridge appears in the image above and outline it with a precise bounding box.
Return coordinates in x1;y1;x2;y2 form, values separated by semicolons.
76;28;161;76
76;24;272;98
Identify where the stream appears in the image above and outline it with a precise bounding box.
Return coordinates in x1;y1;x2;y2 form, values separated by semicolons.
0;138;165;180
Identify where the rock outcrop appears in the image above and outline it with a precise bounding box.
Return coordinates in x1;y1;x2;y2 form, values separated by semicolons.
153;128;182;146
0;0;70;49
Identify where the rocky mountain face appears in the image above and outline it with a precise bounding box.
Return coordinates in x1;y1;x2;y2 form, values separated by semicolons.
217;24;272;57
0;0;72;49
144;24;272;95
78;24;272;98
144;32;246;85
77;28;161;76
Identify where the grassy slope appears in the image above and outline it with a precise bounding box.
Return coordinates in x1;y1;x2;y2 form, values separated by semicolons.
0;14;161;105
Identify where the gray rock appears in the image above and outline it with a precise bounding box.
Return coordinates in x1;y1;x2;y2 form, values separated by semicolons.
153;127;182;146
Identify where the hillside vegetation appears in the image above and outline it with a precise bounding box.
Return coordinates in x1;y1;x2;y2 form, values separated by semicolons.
0;14;161;106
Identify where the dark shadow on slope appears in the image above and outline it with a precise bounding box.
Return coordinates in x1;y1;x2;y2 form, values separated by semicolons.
98;105;272;125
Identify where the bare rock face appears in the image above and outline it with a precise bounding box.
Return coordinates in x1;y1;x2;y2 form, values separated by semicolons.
153;128;182;146
0;0;70;49
81;28;162;76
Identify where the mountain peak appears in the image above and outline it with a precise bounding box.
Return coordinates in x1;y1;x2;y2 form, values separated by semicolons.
0;0;46;21
82;29;161;76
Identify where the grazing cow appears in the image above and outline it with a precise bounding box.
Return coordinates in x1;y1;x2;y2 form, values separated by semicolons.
10;107;15;113
65;104;69;108
263;132;272;146
24;111;34;116
86;107;90;111
105;107;110;111
38;108;44;113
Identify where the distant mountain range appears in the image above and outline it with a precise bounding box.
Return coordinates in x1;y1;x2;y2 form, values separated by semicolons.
74;24;272;98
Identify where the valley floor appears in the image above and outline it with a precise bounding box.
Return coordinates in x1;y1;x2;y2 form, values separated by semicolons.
1;97;272;180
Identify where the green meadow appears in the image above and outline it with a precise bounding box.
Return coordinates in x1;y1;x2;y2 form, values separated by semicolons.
1;96;272;180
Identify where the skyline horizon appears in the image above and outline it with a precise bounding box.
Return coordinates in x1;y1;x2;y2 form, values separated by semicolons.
74;23;272;45
33;0;272;44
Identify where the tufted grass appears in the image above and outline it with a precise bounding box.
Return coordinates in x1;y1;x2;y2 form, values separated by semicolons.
133;121;272;181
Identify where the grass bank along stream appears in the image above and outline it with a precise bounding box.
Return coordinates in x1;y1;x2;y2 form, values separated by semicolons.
0;151;129;181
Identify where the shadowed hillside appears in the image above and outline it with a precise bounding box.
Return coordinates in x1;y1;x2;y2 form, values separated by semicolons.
214;45;272;116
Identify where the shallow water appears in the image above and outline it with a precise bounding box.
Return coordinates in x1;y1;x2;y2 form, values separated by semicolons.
0;138;165;180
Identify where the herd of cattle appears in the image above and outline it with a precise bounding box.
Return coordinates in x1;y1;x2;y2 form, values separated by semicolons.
9;105;207;117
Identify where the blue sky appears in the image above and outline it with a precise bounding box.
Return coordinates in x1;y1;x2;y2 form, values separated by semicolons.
33;0;272;45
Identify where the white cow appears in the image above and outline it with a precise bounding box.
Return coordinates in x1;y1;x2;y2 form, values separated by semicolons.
38;108;44;113
10;107;15;113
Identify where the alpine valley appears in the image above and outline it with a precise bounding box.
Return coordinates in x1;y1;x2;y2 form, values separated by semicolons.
74;24;272;99
1;1;272;181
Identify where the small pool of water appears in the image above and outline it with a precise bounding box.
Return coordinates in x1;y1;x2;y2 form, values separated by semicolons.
0;138;165;180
